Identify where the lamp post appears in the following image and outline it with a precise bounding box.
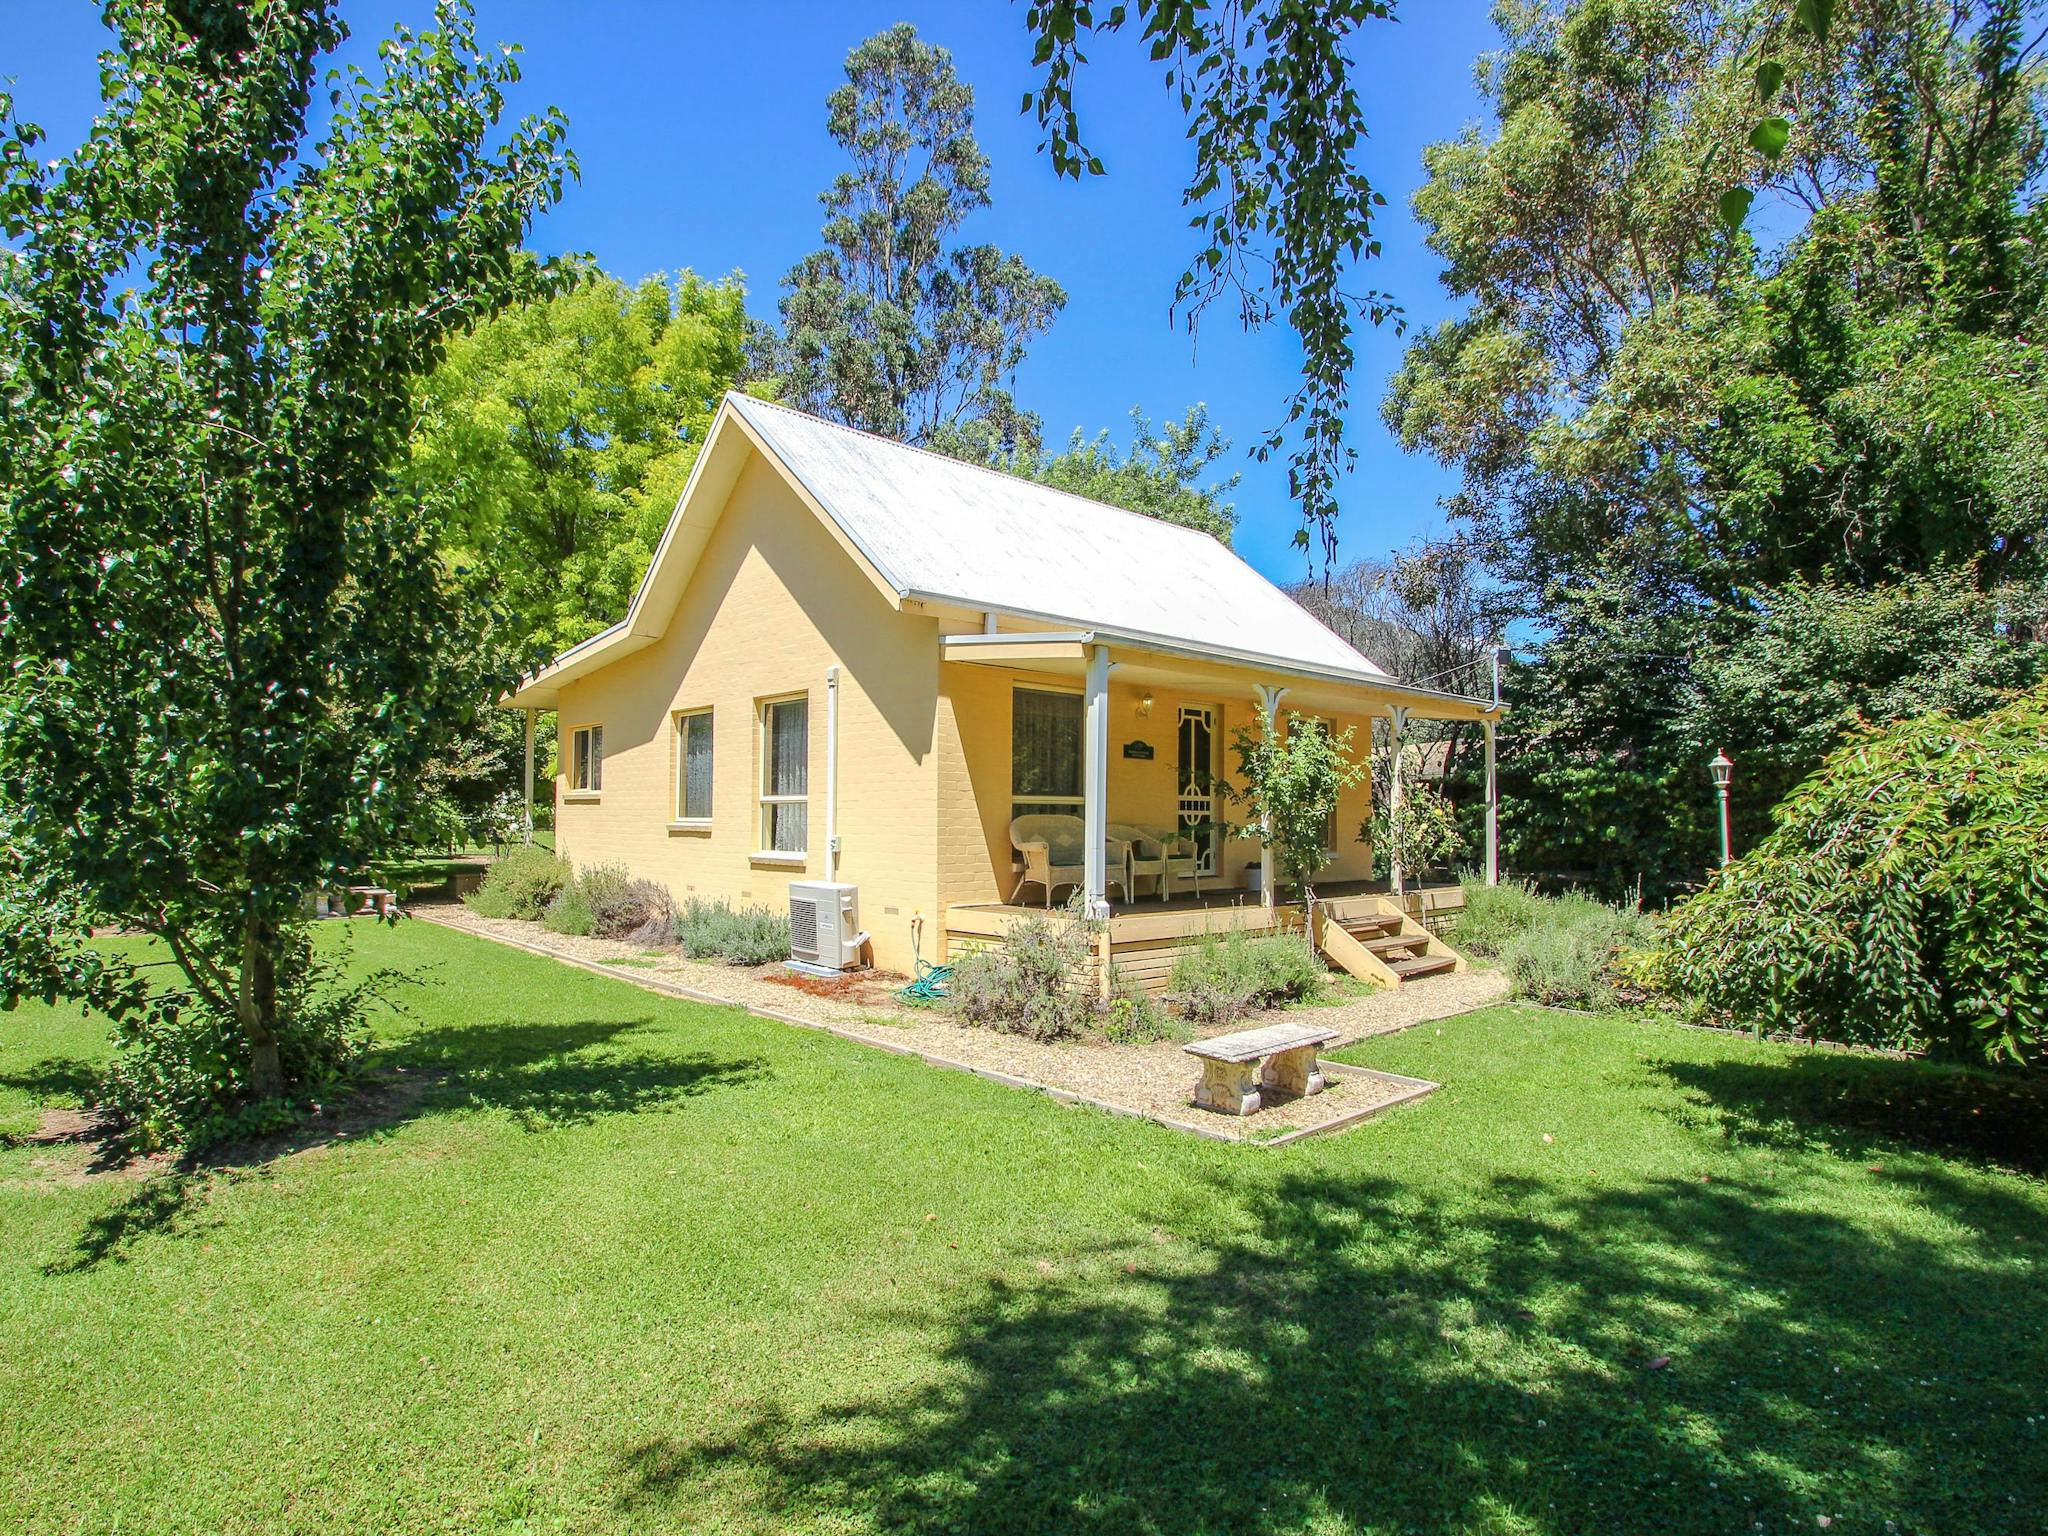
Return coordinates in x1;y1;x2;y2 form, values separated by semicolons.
1709;749;1734;866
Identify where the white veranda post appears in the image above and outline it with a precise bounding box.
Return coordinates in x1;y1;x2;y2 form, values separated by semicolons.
1082;644;1113;918
1387;705;1412;896
522;707;536;847
1484;716;1499;886
1255;684;1289;908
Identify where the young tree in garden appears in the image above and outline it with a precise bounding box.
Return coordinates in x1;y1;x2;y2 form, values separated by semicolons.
1021;1;1399;560
1221;715;1366;911
408;267;751;657
780;23;1066;453
0;1;571;1109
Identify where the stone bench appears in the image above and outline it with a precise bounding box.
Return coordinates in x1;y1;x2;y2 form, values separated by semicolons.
1184;1022;1340;1116
313;885;396;918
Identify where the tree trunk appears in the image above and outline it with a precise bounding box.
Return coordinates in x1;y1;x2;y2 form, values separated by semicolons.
239;915;285;1101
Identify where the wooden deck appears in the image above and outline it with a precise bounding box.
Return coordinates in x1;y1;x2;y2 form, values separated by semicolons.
943;881;1468;995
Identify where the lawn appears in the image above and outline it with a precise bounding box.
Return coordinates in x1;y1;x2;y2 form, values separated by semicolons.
2;922;2043;1535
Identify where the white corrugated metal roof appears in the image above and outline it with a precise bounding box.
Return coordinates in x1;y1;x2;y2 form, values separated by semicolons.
727;393;1391;680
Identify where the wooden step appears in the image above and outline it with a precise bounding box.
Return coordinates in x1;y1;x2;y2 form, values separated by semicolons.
1389;953;1457;981
1363;933;1426;958
1339;916;1402;940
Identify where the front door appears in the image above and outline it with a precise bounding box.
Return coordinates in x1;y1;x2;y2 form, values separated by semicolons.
1177;705;1219;876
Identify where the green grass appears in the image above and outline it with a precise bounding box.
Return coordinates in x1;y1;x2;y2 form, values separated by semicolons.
1;924;2043;1534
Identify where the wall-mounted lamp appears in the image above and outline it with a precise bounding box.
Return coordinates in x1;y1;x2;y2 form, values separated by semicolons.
1137;692;1154;719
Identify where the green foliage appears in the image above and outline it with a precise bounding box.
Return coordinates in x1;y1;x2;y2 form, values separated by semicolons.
1449;876;1549;959
1168;928;1326;1025
1022;0;1399;555
541;882;593;937
1011;405;1239;542
1659;687;2048;1064
1222;713;1367;901
779;24;1064;454
1689;568;2048;843
540;864;671;942
409;268;751;657
465;846;572;922
1364;766;1466;882
100;929;381;1152
950;909;1098;1042
1101;975;1183;1044
0;0;570;1107
1392;0;2048;894
1495;576;1713;898
672;899;791;966
1501;896;1654;1012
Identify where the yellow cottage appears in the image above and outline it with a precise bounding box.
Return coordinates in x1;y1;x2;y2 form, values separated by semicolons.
505;393;1501;989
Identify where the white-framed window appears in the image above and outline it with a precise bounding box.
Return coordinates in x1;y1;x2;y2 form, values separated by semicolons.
674;709;713;822
1012;686;1084;825
569;723;603;793
758;694;809;854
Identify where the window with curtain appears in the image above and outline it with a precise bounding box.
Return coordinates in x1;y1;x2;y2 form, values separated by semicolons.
674;710;712;821
571;724;603;792
759;696;808;853
1012;687;1083;825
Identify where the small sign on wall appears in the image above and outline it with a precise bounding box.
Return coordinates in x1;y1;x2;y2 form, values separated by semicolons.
1122;740;1155;760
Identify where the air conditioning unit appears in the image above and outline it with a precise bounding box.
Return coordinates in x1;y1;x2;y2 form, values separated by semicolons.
787;881;867;973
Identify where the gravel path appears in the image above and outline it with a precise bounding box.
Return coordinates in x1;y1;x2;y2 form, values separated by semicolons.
1312;969;1512;1046
411;904;1499;1143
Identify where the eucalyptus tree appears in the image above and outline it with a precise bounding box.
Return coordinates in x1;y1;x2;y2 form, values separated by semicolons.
0;1;571;1104
780;23;1066;453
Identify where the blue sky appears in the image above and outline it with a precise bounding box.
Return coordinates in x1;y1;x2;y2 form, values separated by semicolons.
7;0;1499;587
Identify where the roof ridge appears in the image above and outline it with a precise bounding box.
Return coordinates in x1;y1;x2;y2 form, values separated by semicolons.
727;391;1235;551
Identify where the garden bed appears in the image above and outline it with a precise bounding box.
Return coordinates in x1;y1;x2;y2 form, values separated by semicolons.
414;903;1449;1142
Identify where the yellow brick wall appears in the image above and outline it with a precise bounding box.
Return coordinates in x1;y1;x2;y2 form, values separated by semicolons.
935;663;1379;924
552;454;941;974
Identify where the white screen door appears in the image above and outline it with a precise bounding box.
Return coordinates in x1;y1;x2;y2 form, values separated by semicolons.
1177;705;1218;876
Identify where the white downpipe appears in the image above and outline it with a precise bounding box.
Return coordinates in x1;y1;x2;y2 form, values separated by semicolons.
983;610;1001;634
1387;705;1411;898
1082;644;1112;918
1484;717;1499;887
825;666;841;880
522;707;536;847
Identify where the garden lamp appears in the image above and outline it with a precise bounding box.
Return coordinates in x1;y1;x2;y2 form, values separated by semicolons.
1709;749;1734;866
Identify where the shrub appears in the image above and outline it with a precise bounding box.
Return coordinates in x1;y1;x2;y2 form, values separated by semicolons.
99;928;378;1152
578;864;671;940
465;845;570;921
1501;901;1652;1010
672;899;791;965
1102;970;1184;1043
950;911;1099;1041
1658;687;2048;1064
542;880;593;936
1168;927;1326;1024
1450;875;1547;957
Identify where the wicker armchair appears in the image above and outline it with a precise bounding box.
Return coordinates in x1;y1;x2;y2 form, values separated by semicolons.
1112;823;1203;901
1009;815;1130;908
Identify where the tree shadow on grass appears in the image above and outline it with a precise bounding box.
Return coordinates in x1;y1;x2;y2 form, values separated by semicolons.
1650;1051;2048;1175
618;1163;2047;1535
0;1054;105;1107
47;1016;767;1274
390;1015;769;1132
